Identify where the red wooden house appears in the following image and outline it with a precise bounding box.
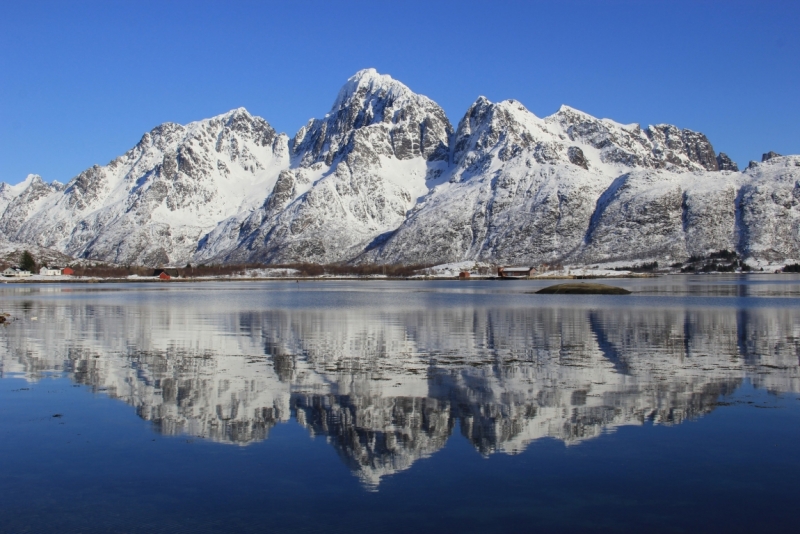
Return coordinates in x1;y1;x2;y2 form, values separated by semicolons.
153;269;178;280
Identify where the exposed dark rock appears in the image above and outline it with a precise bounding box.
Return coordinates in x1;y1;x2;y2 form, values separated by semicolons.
762;151;781;162
679;129;718;171
66;165;106;210
716;153;739;172
567;146;589;169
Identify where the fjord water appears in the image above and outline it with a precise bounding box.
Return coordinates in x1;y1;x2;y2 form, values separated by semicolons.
1;277;799;533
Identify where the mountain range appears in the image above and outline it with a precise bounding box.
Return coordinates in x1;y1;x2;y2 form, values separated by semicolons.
1;68;797;267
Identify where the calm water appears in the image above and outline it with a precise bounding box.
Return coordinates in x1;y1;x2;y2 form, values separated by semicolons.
1;276;799;533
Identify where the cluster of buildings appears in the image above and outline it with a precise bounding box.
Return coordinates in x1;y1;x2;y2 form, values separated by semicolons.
458;266;538;279
2;266;74;278
2;266;177;280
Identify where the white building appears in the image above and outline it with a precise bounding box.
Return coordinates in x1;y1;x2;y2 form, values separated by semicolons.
39;267;62;276
3;268;32;277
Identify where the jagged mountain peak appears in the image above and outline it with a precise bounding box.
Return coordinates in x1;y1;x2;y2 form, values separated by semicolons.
139;107;279;148
747;153;799;171
192;107;265;130
452;96;548;168
0;174;51;216
222;106;250;117
461;96;534;123
291;69;452;166
553;105;643;135
543;105;722;172
329;68;415;113
555;104;596;120
453;98;689;173
12;174;52;194
13;173;44;191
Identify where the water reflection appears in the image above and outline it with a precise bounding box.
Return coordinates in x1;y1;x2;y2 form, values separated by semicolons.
1;283;799;489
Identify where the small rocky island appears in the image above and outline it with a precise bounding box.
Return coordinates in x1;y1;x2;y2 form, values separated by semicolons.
536;283;631;295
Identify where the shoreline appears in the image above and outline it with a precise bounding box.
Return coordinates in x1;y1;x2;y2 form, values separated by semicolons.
1;272;788;284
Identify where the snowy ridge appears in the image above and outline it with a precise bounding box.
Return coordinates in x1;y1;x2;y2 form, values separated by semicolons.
0;70;797;266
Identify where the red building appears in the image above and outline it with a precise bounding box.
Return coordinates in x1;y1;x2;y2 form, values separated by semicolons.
61;267;74;276
154;269;178;280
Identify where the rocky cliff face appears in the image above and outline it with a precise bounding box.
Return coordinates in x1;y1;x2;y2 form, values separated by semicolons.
0;70;797;267
736;156;800;261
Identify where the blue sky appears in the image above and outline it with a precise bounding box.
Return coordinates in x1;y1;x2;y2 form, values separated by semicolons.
1;0;798;184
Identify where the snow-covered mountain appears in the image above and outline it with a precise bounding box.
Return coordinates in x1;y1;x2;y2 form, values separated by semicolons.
195;68;452;264
367;98;798;266
0;69;797;266
1;109;288;265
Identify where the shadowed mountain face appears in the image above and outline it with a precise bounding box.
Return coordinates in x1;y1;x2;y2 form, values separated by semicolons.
1;281;799;489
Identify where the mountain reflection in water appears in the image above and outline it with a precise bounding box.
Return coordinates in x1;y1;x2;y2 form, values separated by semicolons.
1;281;799;490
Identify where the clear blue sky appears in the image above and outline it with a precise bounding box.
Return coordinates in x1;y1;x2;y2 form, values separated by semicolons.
1;0;798;184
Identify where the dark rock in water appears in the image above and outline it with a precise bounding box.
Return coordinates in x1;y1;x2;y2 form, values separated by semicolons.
536;282;631;295
567;146;589;169
762;151;781;162
716;153;739;172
